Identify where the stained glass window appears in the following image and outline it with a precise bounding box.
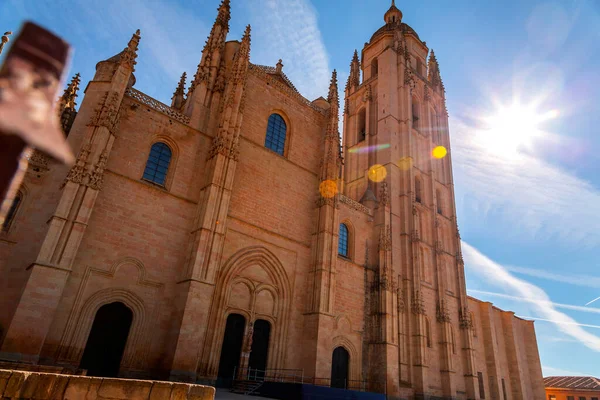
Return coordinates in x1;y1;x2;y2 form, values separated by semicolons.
338;223;349;257
142;143;171;186
264;114;287;156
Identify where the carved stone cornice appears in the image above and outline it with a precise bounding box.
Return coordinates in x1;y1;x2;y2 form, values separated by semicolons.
459;307;473;330
339;194;373;216
87;150;108;190
411;290;426;315
63;143;91;187
379;225;391;251
436;300;451;323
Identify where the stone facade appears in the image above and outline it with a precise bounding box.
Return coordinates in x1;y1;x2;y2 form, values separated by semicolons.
0;1;545;399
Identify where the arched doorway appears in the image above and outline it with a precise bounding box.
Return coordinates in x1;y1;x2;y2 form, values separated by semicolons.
331;346;349;389
248;319;271;379
217;314;246;387
79;302;133;377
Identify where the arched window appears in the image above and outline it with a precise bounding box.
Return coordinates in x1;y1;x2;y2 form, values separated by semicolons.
357;108;366;143
412;97;420;129
436;189;443;215
371;57;378;77
2;192;22;232
142;142;172;186
425;318;432;348
415;177;422;203
264;114;287;156
338;223;349;258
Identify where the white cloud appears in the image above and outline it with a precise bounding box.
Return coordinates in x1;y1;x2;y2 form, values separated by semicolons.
501;265;600;290
462;241;600;352
468;289;600;315
245;0;330;101
451;118;600;247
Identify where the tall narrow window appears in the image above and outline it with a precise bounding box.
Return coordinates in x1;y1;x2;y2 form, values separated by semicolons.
1;192;22;232
436;189;443;215
502;379;508;400
371;57;378;77
338;223;349;257
142;142;172;186
451;327;456;354
416;59;423;76
412;97;420;129
415;177;422;203
478;372;485;399
357;108;366;142
425;318;432;348
264;113;287;156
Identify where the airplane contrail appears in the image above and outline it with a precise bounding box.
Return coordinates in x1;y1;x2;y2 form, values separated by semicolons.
585;296;600;306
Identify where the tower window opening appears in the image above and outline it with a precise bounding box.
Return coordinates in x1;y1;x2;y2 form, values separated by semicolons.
357;108;366;142
371;57;378;77
425;318;432;348
412;97;420;129
436;189;443;215
415;177;422;203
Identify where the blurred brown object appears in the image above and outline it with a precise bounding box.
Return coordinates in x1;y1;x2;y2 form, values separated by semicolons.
0;22;73;224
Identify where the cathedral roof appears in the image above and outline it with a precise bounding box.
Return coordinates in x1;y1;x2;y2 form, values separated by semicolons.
370;21;421;44
250;63;300;95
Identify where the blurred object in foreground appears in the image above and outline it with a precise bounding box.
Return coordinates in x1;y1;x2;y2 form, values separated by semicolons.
0;31;12;55
0;22;73;224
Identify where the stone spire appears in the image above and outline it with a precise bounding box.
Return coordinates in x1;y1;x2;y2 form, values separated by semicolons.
57;73;81;134
189;0;231;94
231;25;251;79
321;70;341;182
346;49;360;90
171;72;187;110
384;0;403;24
428;49;443;89
120;29;141;71
57;73;81;114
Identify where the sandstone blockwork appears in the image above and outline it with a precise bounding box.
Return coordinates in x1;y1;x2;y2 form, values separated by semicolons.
0;1;545;399
0;369;215;400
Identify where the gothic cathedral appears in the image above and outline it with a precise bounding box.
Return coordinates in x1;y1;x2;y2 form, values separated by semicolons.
0;1;545;399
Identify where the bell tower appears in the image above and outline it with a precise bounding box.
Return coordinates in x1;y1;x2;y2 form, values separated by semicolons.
342;1;478;398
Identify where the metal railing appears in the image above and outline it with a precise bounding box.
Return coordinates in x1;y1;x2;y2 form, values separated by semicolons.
232;367;368;392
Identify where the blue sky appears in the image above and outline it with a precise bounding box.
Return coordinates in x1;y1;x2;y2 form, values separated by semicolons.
2;0;599;378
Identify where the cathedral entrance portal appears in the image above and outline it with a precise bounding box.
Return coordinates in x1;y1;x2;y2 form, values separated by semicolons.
79;302;133;377
331;346;350;389
217;313;246;387
248;319;271;379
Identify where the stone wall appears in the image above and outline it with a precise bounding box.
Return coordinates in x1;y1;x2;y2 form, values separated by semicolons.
0;369;215;399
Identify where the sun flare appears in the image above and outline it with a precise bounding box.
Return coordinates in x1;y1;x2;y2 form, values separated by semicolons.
478;102;558;157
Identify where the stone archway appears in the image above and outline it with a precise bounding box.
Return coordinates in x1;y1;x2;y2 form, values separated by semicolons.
79;302;133;377
216;313;246;387
331;346;350;389
199;246;291;379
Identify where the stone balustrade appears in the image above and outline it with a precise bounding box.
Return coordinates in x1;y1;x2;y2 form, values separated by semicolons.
0;369;215;399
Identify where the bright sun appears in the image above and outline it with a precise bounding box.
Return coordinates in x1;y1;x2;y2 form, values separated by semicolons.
478;102;558;157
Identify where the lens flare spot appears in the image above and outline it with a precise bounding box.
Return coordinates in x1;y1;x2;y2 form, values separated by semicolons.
348;143;391;154
368;164;387;182
319;180;338;198
432;146;447;159
397;157;412;171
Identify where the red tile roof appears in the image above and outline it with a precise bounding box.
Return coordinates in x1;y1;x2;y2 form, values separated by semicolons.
545;376;600;390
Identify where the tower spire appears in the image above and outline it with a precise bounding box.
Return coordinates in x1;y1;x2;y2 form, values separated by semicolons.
346;49;360;90
57;73;81;114
384;0;402;23
321;69;341;182
171;72;187;110
428;49;443;89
